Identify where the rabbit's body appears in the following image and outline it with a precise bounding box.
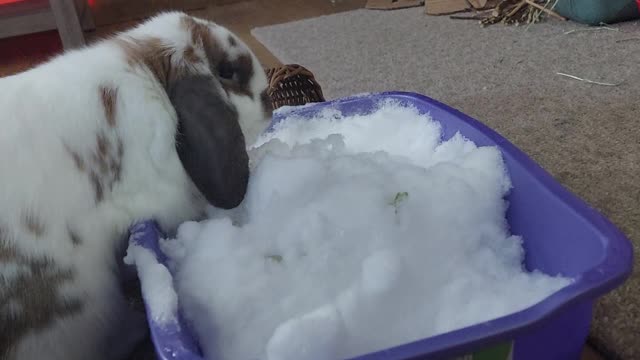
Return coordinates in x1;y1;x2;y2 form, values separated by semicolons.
0;12;272;360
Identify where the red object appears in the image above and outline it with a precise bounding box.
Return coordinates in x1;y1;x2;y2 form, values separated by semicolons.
0;0;24;4
637;0;640;12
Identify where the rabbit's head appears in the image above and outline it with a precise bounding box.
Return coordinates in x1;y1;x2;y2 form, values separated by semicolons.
115;12;274;210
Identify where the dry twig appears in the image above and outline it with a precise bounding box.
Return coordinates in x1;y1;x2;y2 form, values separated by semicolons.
556;72;624;87
450;14;487;20
524;0;566;20
616;37;640;43
564;27;619;35
473;0;563;27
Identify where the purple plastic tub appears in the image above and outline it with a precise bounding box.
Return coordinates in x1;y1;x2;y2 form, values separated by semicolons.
128;92;633;360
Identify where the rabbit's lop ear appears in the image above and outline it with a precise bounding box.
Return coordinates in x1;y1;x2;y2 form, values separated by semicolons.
169;74;249;209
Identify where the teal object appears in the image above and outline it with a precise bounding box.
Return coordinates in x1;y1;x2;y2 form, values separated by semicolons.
553;0;640;25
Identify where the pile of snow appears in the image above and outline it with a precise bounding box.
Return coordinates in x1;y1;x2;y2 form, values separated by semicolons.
130;99;573;360
124;242;178;326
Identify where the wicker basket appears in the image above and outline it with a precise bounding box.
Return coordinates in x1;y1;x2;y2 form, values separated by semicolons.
265;64;326;110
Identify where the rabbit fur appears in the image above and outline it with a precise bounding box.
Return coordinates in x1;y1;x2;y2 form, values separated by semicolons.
0;11;273;360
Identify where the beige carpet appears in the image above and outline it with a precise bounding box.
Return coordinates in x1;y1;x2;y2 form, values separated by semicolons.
252;8;640;359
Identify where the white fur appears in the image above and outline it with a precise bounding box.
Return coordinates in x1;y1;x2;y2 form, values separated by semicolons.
0;11;270;360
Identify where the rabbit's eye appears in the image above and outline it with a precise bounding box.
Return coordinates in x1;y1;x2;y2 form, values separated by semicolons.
217;61;235;80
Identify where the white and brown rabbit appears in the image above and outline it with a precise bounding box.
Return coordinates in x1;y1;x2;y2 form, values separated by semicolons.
0;11;273;360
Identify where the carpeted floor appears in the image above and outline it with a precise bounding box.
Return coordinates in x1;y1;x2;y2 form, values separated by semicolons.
252;8;640;359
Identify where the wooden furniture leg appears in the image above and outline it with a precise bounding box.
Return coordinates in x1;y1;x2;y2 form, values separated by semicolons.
49;0;85;49
0;0;93;49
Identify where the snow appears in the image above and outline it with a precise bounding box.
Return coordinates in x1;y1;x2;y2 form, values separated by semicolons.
147;99;573;360
123;243;178;326
266;303;344;360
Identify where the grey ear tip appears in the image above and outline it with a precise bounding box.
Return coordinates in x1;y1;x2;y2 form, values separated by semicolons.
211;178;249;210
214;197;243;210
209;162;249;210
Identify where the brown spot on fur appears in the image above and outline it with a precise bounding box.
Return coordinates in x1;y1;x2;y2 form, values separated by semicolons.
0;252;82;357
64;144;85;171
97;133;109;156
68;227;82;247
110;163;121;184
100;86;118;127
181;16;210;46
228;35;237;47
22;211;45;238
117;138;124;158
71;152;84;171
90;172;103;203
94;133;110;174
0;228;16;261
180;15;225;71
88;133;123;196
116;37;177;88
107;139;123;186
111;139;124;183
183;45;200;64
